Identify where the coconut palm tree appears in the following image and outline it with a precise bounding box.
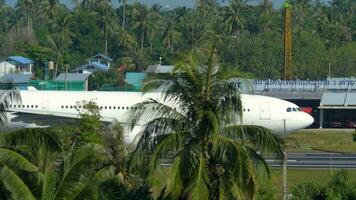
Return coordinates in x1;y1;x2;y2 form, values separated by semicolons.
16;0;34;31
97;0;118;55
130;48;284;199
224;0;247;40
0;128;116;200
132;3;150;50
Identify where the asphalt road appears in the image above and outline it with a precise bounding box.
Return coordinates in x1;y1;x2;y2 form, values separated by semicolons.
266;153;356;169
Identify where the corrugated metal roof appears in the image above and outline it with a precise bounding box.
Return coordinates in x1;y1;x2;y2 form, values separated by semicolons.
345;92;356;106
90;53;113;62
320;92;346;106
146;64;174;73
0;73;32;83
8;56;34;65
54;73;90;82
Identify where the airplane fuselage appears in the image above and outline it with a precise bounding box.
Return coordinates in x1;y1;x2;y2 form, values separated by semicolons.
7;90;314;142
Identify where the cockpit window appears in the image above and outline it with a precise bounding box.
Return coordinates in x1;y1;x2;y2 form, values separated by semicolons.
287;107;301;112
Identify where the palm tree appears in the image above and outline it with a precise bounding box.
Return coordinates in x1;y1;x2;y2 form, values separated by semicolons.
130;48;284;199
224;0;247;40
97;0;118;55
48;13;73;77
0;128;117;200
40;0;61;23
119;0;127;30
16;0;34;31
162;19;181;53
132;3;149;50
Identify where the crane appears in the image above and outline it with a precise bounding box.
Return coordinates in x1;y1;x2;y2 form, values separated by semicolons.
284;2;292;80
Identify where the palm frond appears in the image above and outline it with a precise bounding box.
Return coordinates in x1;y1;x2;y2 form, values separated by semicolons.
165;155;184;200
223;125;284;157
41;170;58;200
0;147;38;172
54;143;105;200
0;128;62;153
0;166;36;200
184;154;210;200
149;131;189;171
0;89;21;124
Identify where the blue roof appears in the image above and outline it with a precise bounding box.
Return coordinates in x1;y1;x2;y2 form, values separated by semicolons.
8;56;34;65
91;62;109;71
90;53;113;62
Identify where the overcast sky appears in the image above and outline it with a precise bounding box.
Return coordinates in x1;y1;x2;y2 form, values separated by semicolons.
5;0;330;9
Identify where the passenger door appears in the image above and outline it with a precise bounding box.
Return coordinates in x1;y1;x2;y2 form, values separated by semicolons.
259;102;271;120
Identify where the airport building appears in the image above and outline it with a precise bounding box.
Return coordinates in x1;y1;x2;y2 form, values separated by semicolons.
250;77;356;128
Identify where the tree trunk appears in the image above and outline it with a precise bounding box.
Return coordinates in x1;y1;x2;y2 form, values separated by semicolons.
54;57;60;78
149;38;152;53
105;29;108;55
141;31;144;50
122;0;126;30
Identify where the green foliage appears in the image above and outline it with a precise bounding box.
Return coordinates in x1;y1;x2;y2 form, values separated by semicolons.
290;170;356;200
291;182;322;200
78;100;102;144
0;0;354;79
130;49;284;199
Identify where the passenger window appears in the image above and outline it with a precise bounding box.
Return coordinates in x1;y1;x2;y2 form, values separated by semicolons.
35;105;38;108
287;107;291;112
247;109;250;112
31;105;34;108
66;106;68;108
104;106;107;109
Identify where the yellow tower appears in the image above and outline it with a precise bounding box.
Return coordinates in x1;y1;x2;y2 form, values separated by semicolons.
283;2;292;80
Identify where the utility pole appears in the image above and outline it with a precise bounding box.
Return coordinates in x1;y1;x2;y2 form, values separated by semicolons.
283;2;292;80
282;119;288;200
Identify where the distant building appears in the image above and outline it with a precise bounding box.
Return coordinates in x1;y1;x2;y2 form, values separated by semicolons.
0;61;16;76
7;56;34;74
73;53;112;74
146;64;174;74
54;73;91;91
0;73;33;90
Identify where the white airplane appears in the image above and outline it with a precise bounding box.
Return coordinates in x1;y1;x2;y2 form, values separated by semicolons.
6;90;314;142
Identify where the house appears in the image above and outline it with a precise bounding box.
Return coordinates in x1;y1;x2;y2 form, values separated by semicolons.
0;61;16;76
7;56;34;74
73;53;112;74
145;64;174;74
54;73;91;91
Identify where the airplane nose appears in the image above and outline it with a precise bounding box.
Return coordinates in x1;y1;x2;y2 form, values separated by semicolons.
304;113;314;127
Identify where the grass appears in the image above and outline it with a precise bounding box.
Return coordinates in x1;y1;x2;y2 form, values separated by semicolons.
286;129;356;153
270;169;356;198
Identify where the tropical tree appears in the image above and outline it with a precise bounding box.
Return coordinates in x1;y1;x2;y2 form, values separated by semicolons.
16;0;34;31
48;13;73;76
132;3;150;50
223;0;247;40
130;48;284;199
97;0;118;55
